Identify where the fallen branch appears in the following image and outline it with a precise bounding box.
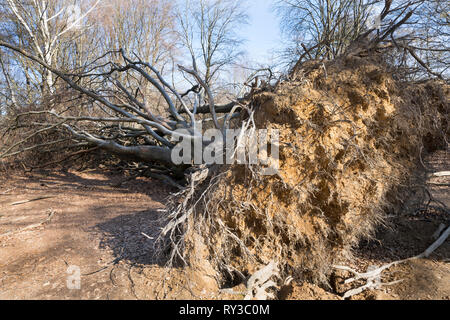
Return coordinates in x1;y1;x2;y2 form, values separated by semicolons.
10;196;56;206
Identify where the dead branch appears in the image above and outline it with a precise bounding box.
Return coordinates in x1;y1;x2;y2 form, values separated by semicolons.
10;196;56;206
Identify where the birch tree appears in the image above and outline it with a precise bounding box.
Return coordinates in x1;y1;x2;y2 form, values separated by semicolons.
1;0;100;93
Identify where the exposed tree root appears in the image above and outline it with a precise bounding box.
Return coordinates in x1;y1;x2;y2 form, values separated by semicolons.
244;261;280;300
433;172;450;177
334;225;450;299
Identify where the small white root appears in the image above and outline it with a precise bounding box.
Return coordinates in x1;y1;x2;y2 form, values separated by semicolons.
141;232;154;240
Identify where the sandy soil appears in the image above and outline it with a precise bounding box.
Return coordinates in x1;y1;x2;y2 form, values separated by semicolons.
0;148;448;300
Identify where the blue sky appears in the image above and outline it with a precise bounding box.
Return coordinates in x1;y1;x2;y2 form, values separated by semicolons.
239;0;282;65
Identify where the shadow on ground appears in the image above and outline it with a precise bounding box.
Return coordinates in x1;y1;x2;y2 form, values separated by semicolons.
94;209;165;266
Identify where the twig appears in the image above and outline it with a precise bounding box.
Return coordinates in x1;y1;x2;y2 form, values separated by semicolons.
82;257;122;276
10;196;55;206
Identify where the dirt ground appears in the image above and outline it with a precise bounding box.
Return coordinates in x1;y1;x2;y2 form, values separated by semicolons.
0;169;175;299
0;148;448;300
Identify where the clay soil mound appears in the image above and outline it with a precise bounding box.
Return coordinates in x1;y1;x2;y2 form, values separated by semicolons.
164;56;448;288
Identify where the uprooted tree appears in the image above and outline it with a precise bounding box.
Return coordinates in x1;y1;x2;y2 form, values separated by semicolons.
0;0;448;293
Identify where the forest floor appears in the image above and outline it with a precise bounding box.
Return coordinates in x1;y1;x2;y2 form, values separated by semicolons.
0;148;448;300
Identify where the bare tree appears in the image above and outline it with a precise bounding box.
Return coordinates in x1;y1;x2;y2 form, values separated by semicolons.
276;0;372;62
91;0;178;117
177;0;249;89
96;0;176;67
0;0;100;93
277;0;449;80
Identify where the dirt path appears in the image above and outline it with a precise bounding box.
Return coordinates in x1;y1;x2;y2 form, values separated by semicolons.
0;169;174;300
